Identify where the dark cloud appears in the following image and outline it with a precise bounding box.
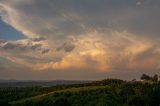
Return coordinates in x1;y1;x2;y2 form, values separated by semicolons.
31;37;46;42
41;48;50;54
0;0;160;80
0;40;49;54
1;0;159;39
1;42;25;50
56;42;75;52
30;44;42;50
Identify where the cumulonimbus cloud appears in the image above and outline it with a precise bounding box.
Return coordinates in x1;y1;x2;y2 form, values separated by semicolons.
0;0;160;80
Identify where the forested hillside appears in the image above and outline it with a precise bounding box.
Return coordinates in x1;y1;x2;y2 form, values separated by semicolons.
1;75;160;106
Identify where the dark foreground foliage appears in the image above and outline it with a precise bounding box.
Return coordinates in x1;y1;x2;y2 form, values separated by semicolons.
1;79;160;106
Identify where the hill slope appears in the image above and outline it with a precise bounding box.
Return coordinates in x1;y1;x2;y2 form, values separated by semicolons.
8;79;160;106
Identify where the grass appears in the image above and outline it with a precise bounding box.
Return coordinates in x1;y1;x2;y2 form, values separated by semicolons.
10;85;111;105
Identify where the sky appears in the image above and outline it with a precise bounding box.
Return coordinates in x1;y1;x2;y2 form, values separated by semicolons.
0;0;160;80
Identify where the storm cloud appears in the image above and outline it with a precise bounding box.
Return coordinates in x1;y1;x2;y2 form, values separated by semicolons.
0;39;50;54
0;0;160;80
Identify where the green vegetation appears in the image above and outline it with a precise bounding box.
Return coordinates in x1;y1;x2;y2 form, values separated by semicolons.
1;74;160;106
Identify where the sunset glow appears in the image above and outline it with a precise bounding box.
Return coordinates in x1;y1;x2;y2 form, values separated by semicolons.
0;0;160;80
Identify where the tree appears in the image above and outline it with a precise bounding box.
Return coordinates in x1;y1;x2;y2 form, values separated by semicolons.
153;74;158;82
150;87;160;106
128;95;146;106
140;74;152;81
53;97;71;106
